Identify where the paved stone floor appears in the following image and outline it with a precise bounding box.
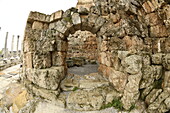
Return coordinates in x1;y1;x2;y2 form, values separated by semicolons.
68;64;98;76
0;64;21;99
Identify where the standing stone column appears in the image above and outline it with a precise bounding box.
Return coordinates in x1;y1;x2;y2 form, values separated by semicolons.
11;35;14;59
4;32;8;59
16;35;20;58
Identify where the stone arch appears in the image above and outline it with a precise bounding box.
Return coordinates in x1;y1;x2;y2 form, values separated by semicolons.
22;0;170;112
22;8;107;99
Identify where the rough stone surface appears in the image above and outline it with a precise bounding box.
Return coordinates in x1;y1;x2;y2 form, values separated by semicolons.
26;67;65;90
108;69;128;93
121;73;142;110
22;0;170;112
122;55;142;75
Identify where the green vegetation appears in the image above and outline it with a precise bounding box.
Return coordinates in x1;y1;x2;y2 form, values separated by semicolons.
128;104;136;112
100;99;123;111
63;17;72;23
72;87;79;91
0;50;2;54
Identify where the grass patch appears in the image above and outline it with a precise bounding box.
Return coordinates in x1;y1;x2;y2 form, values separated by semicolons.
101;99;124;111
72;87;79;91
128;104;136;112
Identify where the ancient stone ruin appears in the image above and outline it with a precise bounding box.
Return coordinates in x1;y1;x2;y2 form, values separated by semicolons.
22;0;170;112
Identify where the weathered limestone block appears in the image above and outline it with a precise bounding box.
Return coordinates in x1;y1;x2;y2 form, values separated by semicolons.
110;53;122;71
49;22;56;29
122;19;141;37
142;1;157;13
163;54;170;70
150;24;168;38
87;14;98;31
92;16;106;33
25;52;33;68
153;66;163;80
36;36;56;52
54;10;63;21
98;21;113;36
56;40;68;52
122;36;144;51
165;38;170;53
118;51;129;60
50;13;55;22
12;90;28;113
152;53;163;64
81;17;89;31
24;29;42;41
100;41;108;52
33;51;52;69
55;21;68;35
26;67;65;90
108;68;128;93
78;7;89;15
158;103;169;113
164;97;170;109
72;13;81;30
144;38;152;52
140;65;162;89
76;0;94;10
23;40;36;52
67;86;114;111
142;53;151;65
52;51;66;66
145;89;162;105
32;21;44;29
152;38;166;53
24;80;60;100
79;73;110;90
148;91;169;111
107;37;124;51
163;71;170;92
28;11;47;22
67;89;104;111
105;90;122;104
141;85;154;100
99;52;112;67
110;13;120;24
122;55;142;75
145;13;161;26
121;73;142;110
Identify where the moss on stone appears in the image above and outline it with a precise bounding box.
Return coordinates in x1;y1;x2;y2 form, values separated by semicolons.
63;17;72;23
100;98;123;111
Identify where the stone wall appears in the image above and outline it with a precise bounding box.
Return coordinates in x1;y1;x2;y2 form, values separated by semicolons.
22;0;170;112
76;0;95;10
67;30;97;61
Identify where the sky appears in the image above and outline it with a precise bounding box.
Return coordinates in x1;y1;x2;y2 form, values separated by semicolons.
0;0;77;51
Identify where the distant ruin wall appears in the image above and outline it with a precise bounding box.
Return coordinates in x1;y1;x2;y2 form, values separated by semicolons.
23;0;170;112
67;30;97;61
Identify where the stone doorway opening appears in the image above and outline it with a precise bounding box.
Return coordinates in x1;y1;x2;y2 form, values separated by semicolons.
66;30;99;76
